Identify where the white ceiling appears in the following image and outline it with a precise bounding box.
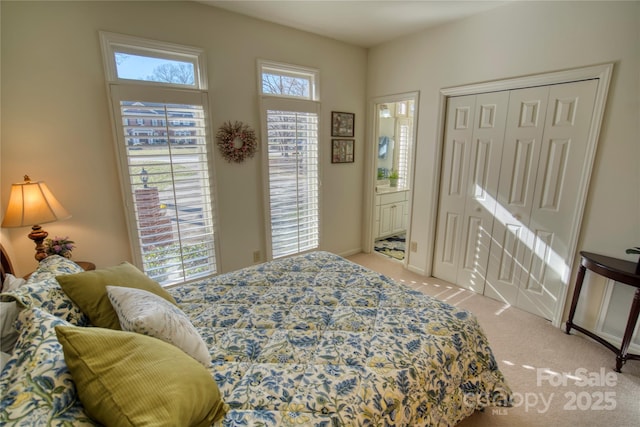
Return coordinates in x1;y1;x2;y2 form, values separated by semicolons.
198;1;510;48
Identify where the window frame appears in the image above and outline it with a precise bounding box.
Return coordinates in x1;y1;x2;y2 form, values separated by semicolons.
258;59;319;101
258;61;322;261
101;32;220;285
100;31;208;90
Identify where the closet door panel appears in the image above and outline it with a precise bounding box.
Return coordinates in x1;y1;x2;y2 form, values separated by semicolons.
434;77;605;322
484;86;550;304
484;222;525;304
433;96;476;283
456;91;509;293
517;79;599;319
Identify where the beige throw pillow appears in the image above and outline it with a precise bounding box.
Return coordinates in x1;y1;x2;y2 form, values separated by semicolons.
107;285;210;366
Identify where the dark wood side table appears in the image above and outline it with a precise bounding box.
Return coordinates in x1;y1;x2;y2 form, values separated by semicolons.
75;261;96;272
565;251;640;372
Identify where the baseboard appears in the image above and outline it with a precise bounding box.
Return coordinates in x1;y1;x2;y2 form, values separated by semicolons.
337;247;363;258
407;263;426;276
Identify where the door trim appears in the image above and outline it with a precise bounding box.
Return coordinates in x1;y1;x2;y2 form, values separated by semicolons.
431;63;613;328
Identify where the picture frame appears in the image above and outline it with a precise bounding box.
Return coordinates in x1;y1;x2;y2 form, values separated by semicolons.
331;139;355;163
331;111;355;137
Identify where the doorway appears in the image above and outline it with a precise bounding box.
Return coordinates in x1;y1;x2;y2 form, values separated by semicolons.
369;92;419;264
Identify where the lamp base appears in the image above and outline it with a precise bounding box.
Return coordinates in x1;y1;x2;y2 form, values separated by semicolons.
28;225;48;262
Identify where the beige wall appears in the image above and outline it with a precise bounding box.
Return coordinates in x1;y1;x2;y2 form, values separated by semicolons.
0;1;367;276
367;1;639;322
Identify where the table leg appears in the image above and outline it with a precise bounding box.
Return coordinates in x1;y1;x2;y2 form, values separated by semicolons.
616;288;640;372
566;264;587;334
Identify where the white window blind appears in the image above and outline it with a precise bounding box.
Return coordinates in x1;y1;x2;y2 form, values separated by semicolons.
110;86;217;285
266;109;319;258
397;119;411;189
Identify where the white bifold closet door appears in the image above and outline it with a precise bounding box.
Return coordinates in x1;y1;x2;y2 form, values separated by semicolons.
433;79;598;320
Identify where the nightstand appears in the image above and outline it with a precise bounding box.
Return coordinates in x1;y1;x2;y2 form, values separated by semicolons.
75;261;96;271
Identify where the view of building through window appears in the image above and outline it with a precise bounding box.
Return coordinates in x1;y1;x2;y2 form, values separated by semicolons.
118;99;216;284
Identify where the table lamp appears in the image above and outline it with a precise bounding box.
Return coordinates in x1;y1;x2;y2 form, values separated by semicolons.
1;175;71;261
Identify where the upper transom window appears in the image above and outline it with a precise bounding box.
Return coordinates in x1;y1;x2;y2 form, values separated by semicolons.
259;60;319;101
100;32;207;89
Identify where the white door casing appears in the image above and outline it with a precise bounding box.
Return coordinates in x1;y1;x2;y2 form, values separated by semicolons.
434;78;601;321
432;64;613;327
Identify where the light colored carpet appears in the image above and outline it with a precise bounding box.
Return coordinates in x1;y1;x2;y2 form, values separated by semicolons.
346;252;640;427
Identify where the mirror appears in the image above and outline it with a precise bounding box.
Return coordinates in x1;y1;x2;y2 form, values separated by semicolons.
369;93;418;264
375;100;415;192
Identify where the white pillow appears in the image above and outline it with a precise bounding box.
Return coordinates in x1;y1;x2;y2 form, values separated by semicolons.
0;301;20;353
3;273;26;293
106;286;210;366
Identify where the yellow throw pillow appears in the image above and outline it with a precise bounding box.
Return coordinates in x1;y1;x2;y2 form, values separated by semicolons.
55;325;227;427
56;262;177;329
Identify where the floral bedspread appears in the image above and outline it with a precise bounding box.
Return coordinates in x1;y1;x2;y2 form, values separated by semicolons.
169;251;511;426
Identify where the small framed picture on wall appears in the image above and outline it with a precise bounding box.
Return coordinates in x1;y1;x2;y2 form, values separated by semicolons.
332;139;354;163
331;111;355;137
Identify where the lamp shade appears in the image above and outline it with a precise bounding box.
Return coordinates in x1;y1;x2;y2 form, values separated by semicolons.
1;176;71;228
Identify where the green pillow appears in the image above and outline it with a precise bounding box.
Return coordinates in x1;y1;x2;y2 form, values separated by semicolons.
55;325;227;427
56;262;177;329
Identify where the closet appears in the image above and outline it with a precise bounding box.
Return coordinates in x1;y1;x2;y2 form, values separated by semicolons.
433;79;599;320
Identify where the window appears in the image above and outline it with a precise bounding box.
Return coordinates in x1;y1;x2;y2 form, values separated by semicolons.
259;60;319;100
100;31;206;89
259;61;320;259
265;107;319;258
115;53;195;85
101;32;218;285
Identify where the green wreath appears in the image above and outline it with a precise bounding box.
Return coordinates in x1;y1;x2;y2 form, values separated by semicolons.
215;121;257;163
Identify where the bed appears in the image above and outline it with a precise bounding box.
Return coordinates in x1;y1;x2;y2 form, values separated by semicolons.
0;250;510;426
